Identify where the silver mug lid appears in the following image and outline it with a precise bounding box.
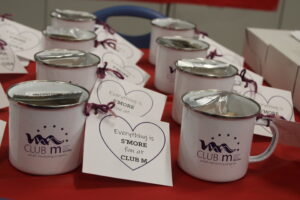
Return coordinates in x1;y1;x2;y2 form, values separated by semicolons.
7;80;90;109
151;18;195;30
176;58;238;78
182;90;261;119
43;26;97;41
51;9;96;22
156;36;209;51
34;49;100;68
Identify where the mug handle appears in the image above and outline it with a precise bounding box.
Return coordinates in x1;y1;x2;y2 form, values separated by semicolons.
249;118;279;163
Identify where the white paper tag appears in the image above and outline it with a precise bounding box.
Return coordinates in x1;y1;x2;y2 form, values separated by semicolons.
92;49;150;86
233;69;263;94
0;120;6;147
90;78;166;121
241;85;295;137
291;31;300;42
83;113;172;186
0;19;43;61
0;83;9;109
200;36;244;68
108;63;150;87
95;24;143;64
19;57;30;67
0;40;27;74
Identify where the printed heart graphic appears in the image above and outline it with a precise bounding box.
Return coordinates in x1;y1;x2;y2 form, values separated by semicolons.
115;42;134;59
97;80;153;117
99;115;166;170
0;23;40;52
111;65;146;85
0;45;16;71
102;52;126;67
243;91;293;133
123;66;147;85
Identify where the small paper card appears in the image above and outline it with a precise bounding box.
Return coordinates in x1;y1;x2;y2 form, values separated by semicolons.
83;113;172;186
95;24;143;64
291;31;300;42
0;84;9;109
19;57;30;67
242;85;294;137
92;49;150;86
0;19;43;61
233;69;264;94
200;35;244;68
0;120;6;147
90;78;166;120
0;40;27;74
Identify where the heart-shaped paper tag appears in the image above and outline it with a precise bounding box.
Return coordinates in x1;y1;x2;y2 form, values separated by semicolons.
243;90;294;136
102;51;126;67
0;23;40;52
97;80;154;117
0;44;15;71
244;91;293;121
99;115;166;170
113;65;146;85
115;42;134;59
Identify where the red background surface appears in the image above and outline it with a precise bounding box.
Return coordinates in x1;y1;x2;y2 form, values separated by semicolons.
117;0;279;11
0;49;299;199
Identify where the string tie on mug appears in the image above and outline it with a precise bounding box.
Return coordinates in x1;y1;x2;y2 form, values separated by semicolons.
96;20;115;35
206;49;222;59
94;38;117;50
169;66;176;74
84;102;116;116
96;61;125;80
256;113;286;127
0;39;7;50
238;69;258;93
0;13;13;21
195;28;209;38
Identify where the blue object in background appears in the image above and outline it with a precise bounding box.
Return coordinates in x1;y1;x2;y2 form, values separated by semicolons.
94;5;165;48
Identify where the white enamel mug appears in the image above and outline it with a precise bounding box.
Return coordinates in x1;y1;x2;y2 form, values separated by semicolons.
149;18;196;65
7;80;89;175
178;90;279;182
35;49;100;91
155;36;209;94
51;9;96;31
43;27;96;52
172;58;238;124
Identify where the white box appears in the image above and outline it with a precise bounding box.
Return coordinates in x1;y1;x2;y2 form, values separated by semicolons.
243;28;291;74
294;73;300;111
244;28;300;110
263;44;299;93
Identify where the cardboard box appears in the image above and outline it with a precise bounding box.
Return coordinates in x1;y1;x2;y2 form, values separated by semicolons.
294;73;300;111
243;28;291;74
263;44;300;93
243;28;300;110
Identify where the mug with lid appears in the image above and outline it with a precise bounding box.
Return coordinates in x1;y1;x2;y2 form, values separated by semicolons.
155;36;209;94
7;80;89;175
43;26;97;52
172;58;238;124
35;49;100;91
50;9;96;31
149;18;196;65
178;90;279;182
